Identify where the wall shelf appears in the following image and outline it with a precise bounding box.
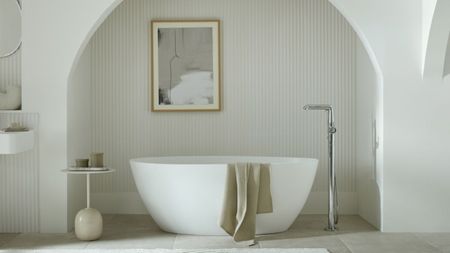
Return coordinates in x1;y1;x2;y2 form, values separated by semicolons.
0;130;34;154
0;110;23;114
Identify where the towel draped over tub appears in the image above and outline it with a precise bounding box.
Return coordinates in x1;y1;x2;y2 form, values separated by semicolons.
219;163;273;244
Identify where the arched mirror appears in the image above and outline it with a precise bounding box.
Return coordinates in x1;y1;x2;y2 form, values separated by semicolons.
0;0;21;58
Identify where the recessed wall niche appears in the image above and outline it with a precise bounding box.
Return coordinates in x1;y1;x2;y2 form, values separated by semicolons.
67;0;381;229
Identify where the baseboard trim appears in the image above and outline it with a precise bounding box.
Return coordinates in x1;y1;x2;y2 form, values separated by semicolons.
302;191;357;214
91;192;147;214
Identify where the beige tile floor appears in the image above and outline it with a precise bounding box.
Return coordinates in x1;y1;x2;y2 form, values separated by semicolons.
0;215;449;253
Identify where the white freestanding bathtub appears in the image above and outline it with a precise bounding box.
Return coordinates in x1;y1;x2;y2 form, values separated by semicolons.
130;156;318;235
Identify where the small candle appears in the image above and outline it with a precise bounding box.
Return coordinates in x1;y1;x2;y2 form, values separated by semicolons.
90;152;104;168
76;159;89;168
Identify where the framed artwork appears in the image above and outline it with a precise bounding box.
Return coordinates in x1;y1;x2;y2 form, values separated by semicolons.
150;20;221;111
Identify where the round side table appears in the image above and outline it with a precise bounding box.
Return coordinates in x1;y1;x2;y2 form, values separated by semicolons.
62;168;115;241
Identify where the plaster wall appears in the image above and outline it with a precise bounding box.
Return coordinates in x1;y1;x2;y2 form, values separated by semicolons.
444;37;450;77
67;46;92;231
355;39;380;229
21;0;122;232
334;0;450;232
422;0;438;69
21;0;450;232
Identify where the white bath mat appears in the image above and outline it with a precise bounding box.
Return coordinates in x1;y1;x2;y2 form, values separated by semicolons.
0;249;329;253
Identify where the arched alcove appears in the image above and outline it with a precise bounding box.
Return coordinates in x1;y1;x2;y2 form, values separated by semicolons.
66;0;124;230
444;35;450;78
422;0;450;80
67;0;383;231
328;0;384;230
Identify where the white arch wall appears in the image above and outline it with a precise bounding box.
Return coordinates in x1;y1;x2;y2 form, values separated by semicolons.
422;0;450;80
22;0;122;233
21;0;450;233
67;46;92;231
355;39;381;229
328;0;384;230
332;0;450;232
422;0;438;74
444;37;450;78
22;0;383;232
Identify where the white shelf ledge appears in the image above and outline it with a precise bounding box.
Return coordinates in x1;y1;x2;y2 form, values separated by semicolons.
0;130;34;154
0;110;22;114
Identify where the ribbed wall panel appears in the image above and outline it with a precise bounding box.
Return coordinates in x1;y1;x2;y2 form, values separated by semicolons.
89;0;356;194
0;49;21;91
0;113;39;232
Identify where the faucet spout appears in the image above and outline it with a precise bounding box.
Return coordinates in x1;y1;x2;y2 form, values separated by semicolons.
303;104;332;111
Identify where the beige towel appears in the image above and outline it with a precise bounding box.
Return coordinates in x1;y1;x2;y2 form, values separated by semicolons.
219;163;273;243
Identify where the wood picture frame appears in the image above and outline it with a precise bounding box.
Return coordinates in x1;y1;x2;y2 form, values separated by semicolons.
150;20;221;111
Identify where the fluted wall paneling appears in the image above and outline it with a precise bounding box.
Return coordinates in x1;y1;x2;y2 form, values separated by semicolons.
89;0;356;197
0;113;39;232
0;49;21;91
0;9;30;231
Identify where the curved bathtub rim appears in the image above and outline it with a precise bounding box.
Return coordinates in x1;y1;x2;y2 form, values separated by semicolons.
129;155;319;166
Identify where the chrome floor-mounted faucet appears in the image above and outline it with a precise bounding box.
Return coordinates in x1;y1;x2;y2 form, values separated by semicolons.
303;104;339;231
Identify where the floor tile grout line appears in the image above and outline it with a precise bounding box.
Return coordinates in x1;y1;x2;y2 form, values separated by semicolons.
8;215;450;252
257;241;262;248
411;233;444;253
336;236;353;253
173;233;179;249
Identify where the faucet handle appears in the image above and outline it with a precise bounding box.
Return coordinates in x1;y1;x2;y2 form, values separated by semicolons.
328;126;337;134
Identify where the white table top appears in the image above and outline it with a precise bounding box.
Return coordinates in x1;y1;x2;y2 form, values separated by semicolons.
62;168;115;175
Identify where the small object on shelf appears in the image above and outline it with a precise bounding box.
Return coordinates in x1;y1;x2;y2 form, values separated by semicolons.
75;159;89;167
62;168;115;241
1;122;28;132
90;152;104;167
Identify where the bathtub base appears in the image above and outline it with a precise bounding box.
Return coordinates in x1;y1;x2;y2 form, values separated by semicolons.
130;156;318;236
